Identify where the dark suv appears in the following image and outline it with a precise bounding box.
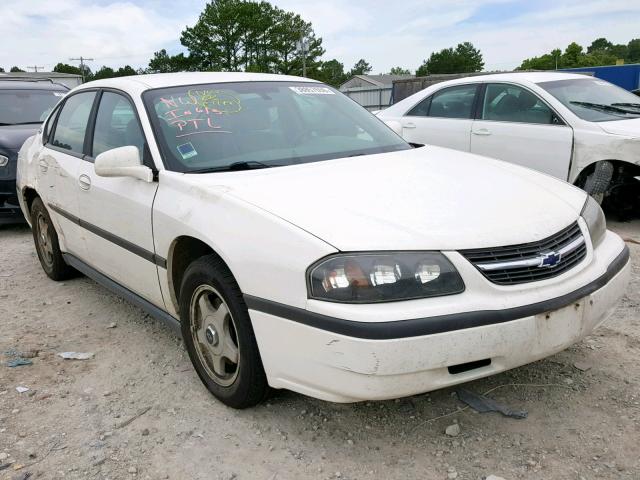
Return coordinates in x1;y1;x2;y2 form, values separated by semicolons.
0;79;68;223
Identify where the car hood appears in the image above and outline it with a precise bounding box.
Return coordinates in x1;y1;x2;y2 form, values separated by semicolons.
203;147;587;251
598;118;640;137
0;124;40;151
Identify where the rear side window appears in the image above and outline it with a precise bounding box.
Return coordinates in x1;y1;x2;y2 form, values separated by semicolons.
50;92;96;154
482;84;555;124
92;92;145;158
407;84;477;119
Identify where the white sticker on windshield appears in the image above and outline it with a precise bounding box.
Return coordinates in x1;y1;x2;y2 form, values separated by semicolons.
289;86;335;95
53;92;65;97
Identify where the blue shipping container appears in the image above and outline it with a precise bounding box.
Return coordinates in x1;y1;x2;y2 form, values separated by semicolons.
559;64;640;91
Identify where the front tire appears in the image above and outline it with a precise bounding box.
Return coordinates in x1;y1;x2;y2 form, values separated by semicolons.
30;197;76;281
179;255;268;408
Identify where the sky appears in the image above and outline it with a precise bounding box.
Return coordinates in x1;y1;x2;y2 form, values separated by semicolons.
2;0;639;74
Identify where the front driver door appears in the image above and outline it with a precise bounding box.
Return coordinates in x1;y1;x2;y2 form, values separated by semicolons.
400;84;479;151
469;83;573;180
76;90;163;307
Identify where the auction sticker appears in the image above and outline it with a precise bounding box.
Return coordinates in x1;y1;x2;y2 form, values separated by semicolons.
289;86;334;95
177;142;198;160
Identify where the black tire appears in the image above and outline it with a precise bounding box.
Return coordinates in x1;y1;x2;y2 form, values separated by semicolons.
179;254;268;408
30;197;76;281
583;161;614;204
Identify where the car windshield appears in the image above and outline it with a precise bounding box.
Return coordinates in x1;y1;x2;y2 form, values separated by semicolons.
143;81;410;172
0;89;66;125
537;78;640;122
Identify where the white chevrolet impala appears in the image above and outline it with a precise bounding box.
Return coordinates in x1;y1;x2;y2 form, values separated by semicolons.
378;72;640;213
17;73;630;408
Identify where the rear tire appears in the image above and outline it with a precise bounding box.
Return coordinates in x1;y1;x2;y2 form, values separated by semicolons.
179;254;269;409
30;197;76;281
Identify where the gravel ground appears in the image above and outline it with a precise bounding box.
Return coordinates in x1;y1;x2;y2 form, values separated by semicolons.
0;220;638;480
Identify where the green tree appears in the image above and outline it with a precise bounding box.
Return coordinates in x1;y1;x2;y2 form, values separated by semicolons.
517;37;640;70
10;66;25;72
114;65;137;77
349;59;372;76
149;49;194;73
628;38;640;63
53;63;82;75
92;66;115;80
416;42;484;76
587;37;613;54
310;59;347;87
388;66;411;75
610;44;628;60
0;67;4;73
178;0;323;75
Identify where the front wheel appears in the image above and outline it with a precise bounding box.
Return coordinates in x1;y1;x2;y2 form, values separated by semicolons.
179;255;268;408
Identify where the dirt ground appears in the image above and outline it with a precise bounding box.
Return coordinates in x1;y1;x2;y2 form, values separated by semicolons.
1;220;638;480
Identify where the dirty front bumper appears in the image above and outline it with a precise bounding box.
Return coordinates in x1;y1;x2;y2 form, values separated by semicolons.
248;239;630;403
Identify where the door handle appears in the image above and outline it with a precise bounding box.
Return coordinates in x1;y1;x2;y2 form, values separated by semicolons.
403;122;416;129
38;159;49;172
78;174;91;190
472;128;491;136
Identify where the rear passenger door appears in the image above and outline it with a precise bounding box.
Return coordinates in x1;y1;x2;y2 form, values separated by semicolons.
76;90;164;307
400;84;479;151
469;83;573;179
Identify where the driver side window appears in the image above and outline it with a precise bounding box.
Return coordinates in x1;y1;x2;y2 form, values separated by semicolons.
91;92;145;159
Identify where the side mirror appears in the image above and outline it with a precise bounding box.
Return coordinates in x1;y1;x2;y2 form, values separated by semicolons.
94;146;153;182
383;120;403;137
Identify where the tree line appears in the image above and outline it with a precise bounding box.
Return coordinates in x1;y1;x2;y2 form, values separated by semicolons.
1;0;638;86
518;38;640;70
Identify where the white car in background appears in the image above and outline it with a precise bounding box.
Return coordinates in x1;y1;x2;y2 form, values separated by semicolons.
17;73;629;408
378;72;640;213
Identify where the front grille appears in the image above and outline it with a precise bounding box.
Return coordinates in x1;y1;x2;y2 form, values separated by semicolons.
461;222;587;285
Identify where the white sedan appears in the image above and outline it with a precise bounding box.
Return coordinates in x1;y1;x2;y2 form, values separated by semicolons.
17;73;630;408
378;72;640;213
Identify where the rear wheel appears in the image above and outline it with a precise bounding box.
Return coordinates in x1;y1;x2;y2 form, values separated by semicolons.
30;197;76;281
179;255;268;408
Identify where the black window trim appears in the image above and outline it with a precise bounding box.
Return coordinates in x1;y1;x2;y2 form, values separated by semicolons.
83;87;156;175
405;83;482;120
475;81;568;126
46;88;100;160
42;102;63;145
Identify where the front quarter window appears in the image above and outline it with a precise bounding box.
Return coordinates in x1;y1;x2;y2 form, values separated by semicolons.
143;82;410;172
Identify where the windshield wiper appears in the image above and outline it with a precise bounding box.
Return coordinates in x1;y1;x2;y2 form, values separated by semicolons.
188;161;280;173
570;101;640;115
611;102;640;109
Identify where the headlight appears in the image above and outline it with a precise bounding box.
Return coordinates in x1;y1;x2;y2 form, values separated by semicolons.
581;195;606;248
0;154;8;167
308;252;464;303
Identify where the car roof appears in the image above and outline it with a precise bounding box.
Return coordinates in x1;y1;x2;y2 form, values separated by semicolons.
75;72;321;96
0;79;68;90
438;71;591;87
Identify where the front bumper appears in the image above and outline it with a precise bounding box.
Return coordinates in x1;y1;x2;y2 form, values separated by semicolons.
248;238;630;403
